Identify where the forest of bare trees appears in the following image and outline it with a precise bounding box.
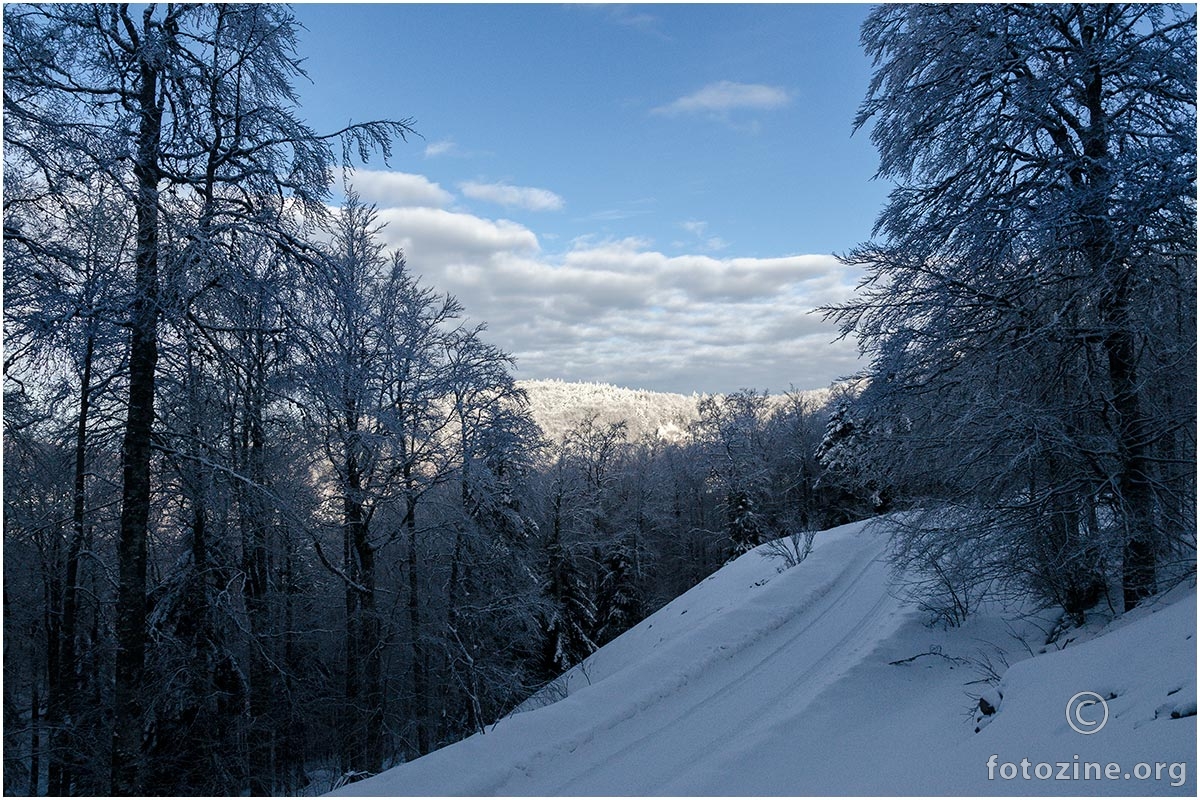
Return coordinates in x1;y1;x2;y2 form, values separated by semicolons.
4;3;1194;796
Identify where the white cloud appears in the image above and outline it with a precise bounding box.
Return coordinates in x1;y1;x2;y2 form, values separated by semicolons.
343;169;453;208
354;173;860;393
373;206;539;264
577;4;669;40
451;241;857;392
653;80;791;116
424;139;459;158
460;180;565;212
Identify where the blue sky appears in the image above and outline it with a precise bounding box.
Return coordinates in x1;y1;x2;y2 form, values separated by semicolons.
290;3;889;394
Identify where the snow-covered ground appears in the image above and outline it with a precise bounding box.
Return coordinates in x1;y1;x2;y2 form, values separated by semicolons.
333;519;1195;796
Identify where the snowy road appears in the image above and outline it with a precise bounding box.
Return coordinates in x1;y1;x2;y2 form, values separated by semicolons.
544;534;899;794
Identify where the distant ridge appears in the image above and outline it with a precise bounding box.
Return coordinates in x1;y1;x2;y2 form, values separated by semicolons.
517;379;834;443
517;379;700;442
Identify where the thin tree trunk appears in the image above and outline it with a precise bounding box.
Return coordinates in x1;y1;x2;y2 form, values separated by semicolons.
281;528;304;790
404;483;430;756
241;360;275;796
342;432;384;774
29;677;40;797
445;524;485;736
42;571;60;799
356;533;382;774
444;411;477;737
48;333;94;796
343;449;363;772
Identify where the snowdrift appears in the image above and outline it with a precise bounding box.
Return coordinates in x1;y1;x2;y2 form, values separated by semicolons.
332;518;1195;796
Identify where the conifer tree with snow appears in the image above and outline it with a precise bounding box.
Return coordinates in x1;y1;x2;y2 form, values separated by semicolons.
540;538;598;677
827;4;1196;619
594;541;643;646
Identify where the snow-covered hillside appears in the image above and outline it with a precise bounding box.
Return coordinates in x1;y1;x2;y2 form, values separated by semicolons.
518;379;702;442
333;519;1195;796
519;378;833;442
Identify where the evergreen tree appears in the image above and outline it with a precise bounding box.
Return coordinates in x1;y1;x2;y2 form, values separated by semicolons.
541;538;598;677
594;542;642;646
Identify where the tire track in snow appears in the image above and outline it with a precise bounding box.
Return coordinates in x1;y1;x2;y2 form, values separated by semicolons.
539;532;903;794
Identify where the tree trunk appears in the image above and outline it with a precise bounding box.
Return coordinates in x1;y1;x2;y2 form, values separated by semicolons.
112;48;164;796
446;524;486;737
43;567;60;799
1097;222;1157;611
281;529;304;790
404;484;431;756
342;438;384;775
29;677;40;797
1106;318;1158;609
1078;40;1157;609
48;333;94;796
343;460;362;772
444;411;480;737
357;536;382;775
241;361;275;796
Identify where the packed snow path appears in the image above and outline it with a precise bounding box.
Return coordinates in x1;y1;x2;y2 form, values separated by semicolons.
544;528;900;794
333;519;1195;796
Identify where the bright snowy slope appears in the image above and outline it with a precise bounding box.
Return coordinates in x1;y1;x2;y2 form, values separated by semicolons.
334;520;1195;795
517;378;833;442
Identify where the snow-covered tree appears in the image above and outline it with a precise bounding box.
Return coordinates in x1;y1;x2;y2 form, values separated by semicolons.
3;172;136;794
532;416;625;677
594;541;642;646
540;536;598;678
439;324;544;735
828;4;1196;616
4;4;411;790
693;391;774;555
296;195;451;769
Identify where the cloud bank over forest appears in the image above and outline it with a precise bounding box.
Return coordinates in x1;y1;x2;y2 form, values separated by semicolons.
343;168;862;394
